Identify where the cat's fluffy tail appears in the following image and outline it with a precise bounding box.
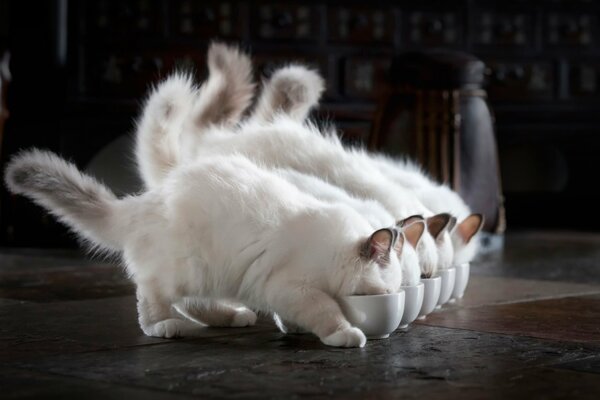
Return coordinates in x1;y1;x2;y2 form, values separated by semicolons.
250;65;325;123
4;149;124;253
189;42;255;129
135;43;254;189
135;72;196;189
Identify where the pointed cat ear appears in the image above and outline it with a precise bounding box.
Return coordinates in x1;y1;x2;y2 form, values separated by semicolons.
397;214;424;227
393;231;405;254
456;214;485;244
403;220;425;249
427;213;453;240
361;228;395;266
448;215;458;233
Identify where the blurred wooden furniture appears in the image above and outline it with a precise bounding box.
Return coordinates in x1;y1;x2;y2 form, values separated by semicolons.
370;50;504;233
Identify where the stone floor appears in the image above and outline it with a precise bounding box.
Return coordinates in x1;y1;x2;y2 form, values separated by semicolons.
1;231;600;399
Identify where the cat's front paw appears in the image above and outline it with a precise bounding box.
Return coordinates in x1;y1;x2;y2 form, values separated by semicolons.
230;309;257;327
147;319;203;338
321;327;367;348
150;319;185;338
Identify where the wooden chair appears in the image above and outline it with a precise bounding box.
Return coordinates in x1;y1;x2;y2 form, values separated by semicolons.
370;50;505;234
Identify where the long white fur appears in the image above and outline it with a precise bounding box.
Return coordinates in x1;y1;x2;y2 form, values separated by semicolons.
135;43;255;190
134;44;428;282
249;65;324;123
5;149;408;348
276;168;421;285
241;61;454;274
135;65;444;278
243;59;477;266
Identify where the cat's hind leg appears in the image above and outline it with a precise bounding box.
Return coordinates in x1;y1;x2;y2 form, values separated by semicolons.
136;286;205;339
176;298;257;328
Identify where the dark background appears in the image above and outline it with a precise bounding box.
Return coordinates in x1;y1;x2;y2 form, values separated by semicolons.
1;0;599;248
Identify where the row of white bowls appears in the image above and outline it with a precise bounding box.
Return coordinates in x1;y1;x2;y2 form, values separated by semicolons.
339;263;470;339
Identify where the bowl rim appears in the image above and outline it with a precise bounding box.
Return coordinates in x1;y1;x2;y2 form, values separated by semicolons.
343;291;405;299
400;282;424;289
421;276;442;282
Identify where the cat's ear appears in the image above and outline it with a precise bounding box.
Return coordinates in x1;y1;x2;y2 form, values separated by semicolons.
403;220;425;249
448;215;458;233
397;214;424;227
393;231;405;254
427;213;453;240
361;228;395;265
456;214;485;244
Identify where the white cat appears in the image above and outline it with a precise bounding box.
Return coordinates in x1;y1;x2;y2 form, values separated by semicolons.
134;44;453;278
5;149;409;348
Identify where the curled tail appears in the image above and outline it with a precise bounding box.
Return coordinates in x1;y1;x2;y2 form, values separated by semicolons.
4;149;125;252
135;42;254;189
189;42;255;129
250;65;325;123
135;73;197;189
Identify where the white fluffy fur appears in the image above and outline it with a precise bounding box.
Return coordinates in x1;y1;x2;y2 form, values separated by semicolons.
250;65;324;123
276;168;421;286
136;43;255;190
134;45;458;278
242;60;479;267
135;73;196;189
241;61;475;267
5;150;409;348
178;116;442;277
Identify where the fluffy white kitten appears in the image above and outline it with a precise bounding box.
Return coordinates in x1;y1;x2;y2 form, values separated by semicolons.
134;44;452;278
5;150;409;348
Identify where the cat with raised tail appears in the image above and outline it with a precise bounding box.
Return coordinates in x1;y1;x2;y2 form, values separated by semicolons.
136;43;255;190
135;43;454;279
5;149;408;348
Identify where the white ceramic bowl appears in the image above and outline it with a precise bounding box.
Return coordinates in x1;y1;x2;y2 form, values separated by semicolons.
418;276;441;319
339;291;405;339
451;262;470;300
399;283;424;328
436;267;456;308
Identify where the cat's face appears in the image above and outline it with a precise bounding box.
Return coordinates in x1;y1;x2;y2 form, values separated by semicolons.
451;214;484;265
353;227;404;295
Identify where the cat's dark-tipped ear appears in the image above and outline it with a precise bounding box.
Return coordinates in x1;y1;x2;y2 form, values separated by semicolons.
403;220;425;249
448;215;457;233
361;228;395;265
397;214;424;227
393;231;405;254
456;214;485;244
427;213;453;240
